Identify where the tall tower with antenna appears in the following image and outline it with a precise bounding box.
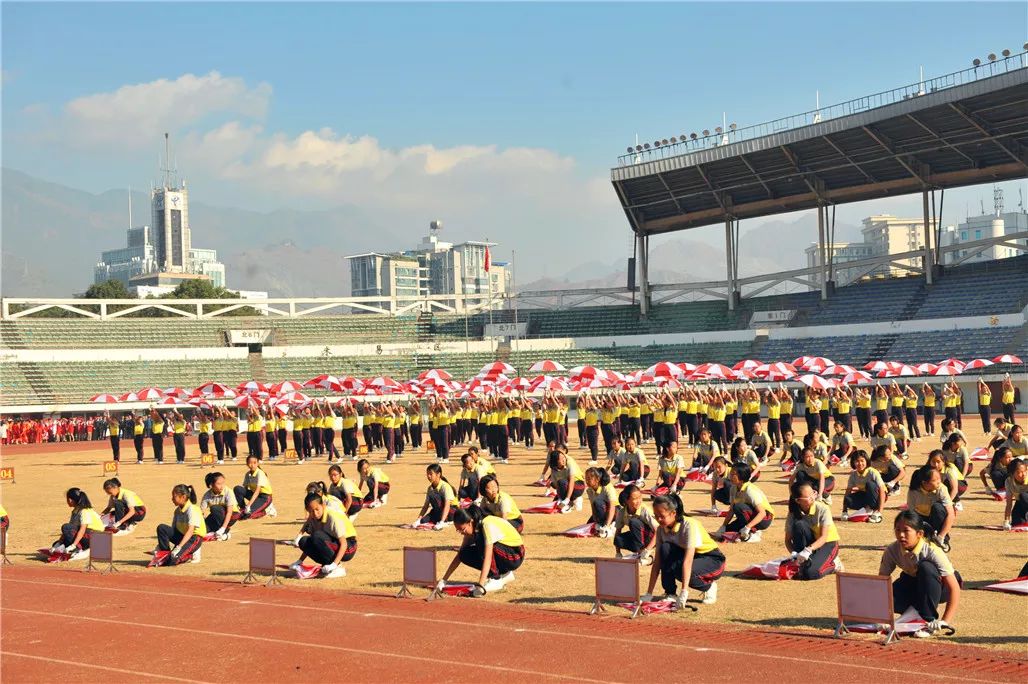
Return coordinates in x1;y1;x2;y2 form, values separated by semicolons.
151;132;191;272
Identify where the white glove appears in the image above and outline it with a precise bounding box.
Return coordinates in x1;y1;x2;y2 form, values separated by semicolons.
434;579;446;592
709;505;720;514
927;619;950;633
559;499;569;508
52;543;66;553
321;563;337;575
289;561;301;571
597;525;612;539
293;534;303;546
640;593;654;603
1003;520;1012;531
841;512;849;522
797;547;813;562
636;478;646;488
245;505;252;515
739;527;751;541
674;593;688;610
412;519;423;528
433;522;445;530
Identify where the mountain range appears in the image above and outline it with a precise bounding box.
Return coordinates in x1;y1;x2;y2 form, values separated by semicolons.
1;167;862;298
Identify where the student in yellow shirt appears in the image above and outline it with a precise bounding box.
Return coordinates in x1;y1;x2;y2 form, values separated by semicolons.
643;494;724;606
548;450;586;513
1002;458;1027;529
438;505;525;594
720;462;775;541
149;409;166;464
357;458;391;506
197;411;212;459
201;471;239;540
133;414;146;464
785;482;841;580
907;466;954;550
612;484;658;563
50;487;104;559
155;484;205;565
842;450;886;522
223;407;240;461
1000;374;1016;424
479;474;523;532
789;448;835;504
105;412;121;462
584;467;618;536
262;407;279;460
326;464;363;519
879;510;960;636
921;384;937;436
292;493;357;578
416;464;458;528
101;477;147;531
234;455;276;520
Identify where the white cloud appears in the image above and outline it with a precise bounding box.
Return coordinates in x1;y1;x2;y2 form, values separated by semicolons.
62;71;271;146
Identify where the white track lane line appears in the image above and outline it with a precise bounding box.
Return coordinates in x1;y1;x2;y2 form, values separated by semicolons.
0;650;212;683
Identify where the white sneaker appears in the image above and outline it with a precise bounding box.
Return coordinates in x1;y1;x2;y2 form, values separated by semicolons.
217;459;224;465
833;558;845;573
125;524;136;533
482;577;505;593
701;581;718;604
574;498;583;511
440;459;449;464
69;549;88;561
380;493;389;505
324;565;347;578
911;628;933;639
744;531;762;543
498;571;516;586
348;512;359;523
267;504;278;517
218;531;231;541
841;511;849;521
953;502;963;512
560;502;573;514
191;549;202;563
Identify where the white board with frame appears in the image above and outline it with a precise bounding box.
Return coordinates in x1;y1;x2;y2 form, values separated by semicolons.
249;538;276;573
835;572;896;643
85;531;115;573
590;557;642;617
397;547;438;599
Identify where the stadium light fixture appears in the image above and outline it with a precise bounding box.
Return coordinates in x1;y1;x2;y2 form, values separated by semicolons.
690;133;698;140
635;145;643;152
680;133;687;141
715;127;722;134
973;58;981;66
653;140;661;147
669;136;677;144
988;53;996;61
644;143;651;149
626;146;634;153
730;123;737;131
1002;49;1011;57
702;129;710;137
661;138;669;145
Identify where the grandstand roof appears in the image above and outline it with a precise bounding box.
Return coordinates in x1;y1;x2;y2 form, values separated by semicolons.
612;56;1028;234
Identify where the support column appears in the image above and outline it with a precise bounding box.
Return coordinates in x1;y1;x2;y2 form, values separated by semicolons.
817;204;828;300
922;188;934;285
725;218;736;311
638;233;650;317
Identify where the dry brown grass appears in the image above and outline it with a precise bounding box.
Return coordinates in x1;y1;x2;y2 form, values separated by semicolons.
3;417;1026;651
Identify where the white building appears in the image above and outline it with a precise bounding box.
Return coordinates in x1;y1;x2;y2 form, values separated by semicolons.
346;222;509;312
940;190;1028;264
805;214;935;286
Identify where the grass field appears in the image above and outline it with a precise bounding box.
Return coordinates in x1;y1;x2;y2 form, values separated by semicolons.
2;416;1025;652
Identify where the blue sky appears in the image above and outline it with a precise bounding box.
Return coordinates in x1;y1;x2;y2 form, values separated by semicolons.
3;2;1026;281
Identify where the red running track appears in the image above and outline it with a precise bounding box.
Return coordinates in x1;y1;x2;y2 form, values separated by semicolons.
1;565;1025;683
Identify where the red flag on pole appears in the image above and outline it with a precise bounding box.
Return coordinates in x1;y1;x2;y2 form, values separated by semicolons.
484;247;491;273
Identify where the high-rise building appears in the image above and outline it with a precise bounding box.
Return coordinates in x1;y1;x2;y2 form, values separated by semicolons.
804;214;935;286
346;222;508;312
94;136;229;293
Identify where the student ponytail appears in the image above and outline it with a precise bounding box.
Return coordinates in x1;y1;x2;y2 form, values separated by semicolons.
305;481;328;496
453;503;485;529
102;477;122;490
618;483;639;506
894;509;924;533
304;492;323;508
172;483;197;504
585;466;610;487
66;487;92;509
787;481;809;519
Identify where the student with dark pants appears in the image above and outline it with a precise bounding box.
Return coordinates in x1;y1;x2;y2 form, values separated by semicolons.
439;505;525;595
644;495;724;606
292;493;357;578
879;511;960;636
785;482;840;580
155;484;205;565
149;410;165;463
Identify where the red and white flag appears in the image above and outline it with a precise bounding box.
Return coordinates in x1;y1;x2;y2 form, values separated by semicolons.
484;247;491;273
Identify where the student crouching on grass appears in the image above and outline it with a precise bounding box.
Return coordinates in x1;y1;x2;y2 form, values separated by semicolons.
291;492;357;579
326;464;363;519
718;462;774;542
201;471;238;541
100;478;146;532
584;467;618;537
878;510;960;638
784;482;842;580
907;465;955;552
478;475;523;533
414;463;457;528
50;488;104;560
612;484;658;564
357;458;390;507
1002;458;1027;530
643;494;724;607
234;454;276;520
437;505;525;596
841;450;885;523
154;484;205;565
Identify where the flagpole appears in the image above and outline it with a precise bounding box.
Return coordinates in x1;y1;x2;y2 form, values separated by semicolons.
512;249;518;355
